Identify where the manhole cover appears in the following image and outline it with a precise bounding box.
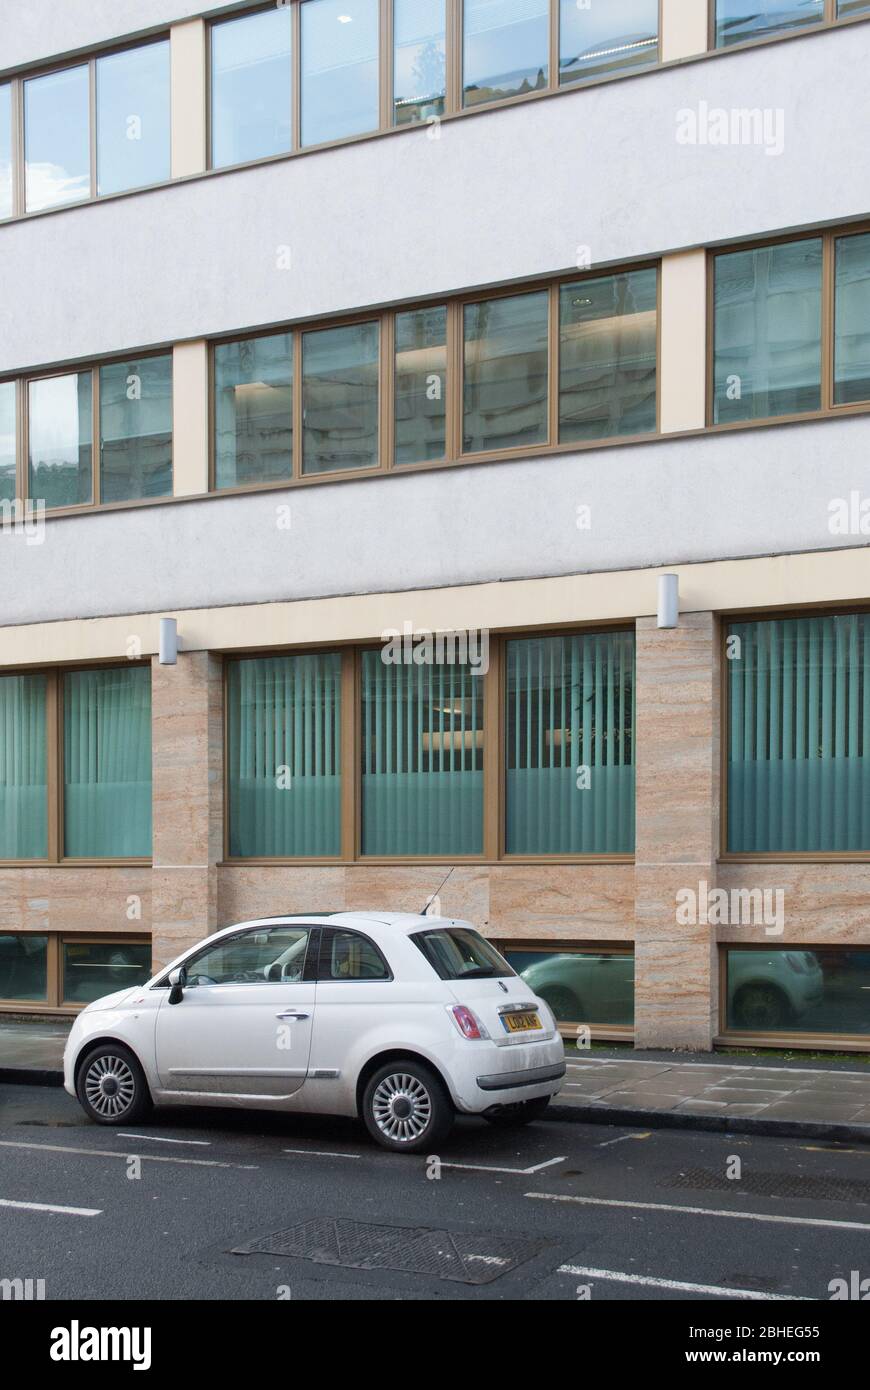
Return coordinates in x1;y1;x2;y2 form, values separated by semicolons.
666;1167;870;1204
232;1218;547;1285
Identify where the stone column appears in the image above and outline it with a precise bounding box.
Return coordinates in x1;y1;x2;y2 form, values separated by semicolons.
151;651;223;972
634;611;720;1050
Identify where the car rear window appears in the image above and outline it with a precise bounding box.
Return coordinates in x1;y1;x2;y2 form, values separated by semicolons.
411;928;516;981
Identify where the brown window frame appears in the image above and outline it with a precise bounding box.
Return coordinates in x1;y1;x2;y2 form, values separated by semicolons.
0;932;151;1015
489;938;635;1042
716;941;870;1052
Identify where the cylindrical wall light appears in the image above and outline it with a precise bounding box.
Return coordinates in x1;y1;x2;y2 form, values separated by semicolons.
657;574;679;629
159;617;178;665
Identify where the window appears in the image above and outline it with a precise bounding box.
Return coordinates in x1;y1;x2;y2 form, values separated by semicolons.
226;653;342;858
727;614;870;854
506;632;635;854
724;947;870;1037
834;232;870;406
302;320;379;474
393;0;447;125
319;928;390;979
715;0;824;46
559;0;658;84
360;649;484;856
24;64;90;212
0;935;48;1002
28;372;93;509
0;381;15;503
214;333;293;489
211;7;293;168
712;238;823;424
62;940;152;1005
301;0;380;148
839;0;870;12
182;924;313;985
96;41;170;195
559;267;657;441
463;291;549;453
412;928;514;980
463;0;549;107
63;666;152;859
0;83;12;219
99;355;172;502
0;674;47;860
395;305;447;465
500;946;635;1028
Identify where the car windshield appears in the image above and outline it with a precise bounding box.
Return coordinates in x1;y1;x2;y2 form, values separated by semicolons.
411;927;515;981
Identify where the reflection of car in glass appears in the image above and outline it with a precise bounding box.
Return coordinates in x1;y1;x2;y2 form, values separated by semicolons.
727;951;824;1030
518;954;634;1026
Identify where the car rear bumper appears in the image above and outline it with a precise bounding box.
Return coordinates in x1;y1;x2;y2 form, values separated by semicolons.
449;1034;566;1112
476;1061;566;1092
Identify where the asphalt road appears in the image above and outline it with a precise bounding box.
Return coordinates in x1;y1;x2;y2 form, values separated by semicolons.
1;1081;868;1303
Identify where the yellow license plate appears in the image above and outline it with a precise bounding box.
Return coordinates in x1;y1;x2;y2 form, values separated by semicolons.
503;1011;541;1033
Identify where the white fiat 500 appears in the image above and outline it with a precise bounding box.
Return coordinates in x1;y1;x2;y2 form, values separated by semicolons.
64;913;566;1152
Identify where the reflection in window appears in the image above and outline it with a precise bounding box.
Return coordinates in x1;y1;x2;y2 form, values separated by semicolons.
29;373;93;510
504;949;635;1027
211;7;293;168
62;941;152;1005
0;380;15;504
715;0;824;46
0;674;48;860
713;239;822;423
96;42;170;195
464;291;548;453
394;0;447;125
63;666;152;859
215;334;293;489
725;948;870;1036
0;84;12;219
560;0;658;84
302;321;379;475
464;0;549;107
560;268;657;441
301;0;380;147
24;65;90;212
184;926;313;984
0;934;48;1001
395;305;447;465
838;0;870;13
100;355;173;503
834;232;870;406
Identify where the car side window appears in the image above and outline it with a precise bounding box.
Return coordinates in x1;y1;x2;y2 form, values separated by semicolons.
182;926;312;987
318;929;390;982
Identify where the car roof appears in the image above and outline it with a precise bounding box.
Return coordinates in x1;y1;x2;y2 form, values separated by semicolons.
251;911;468;936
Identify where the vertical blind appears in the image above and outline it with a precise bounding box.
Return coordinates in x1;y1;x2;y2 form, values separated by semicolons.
0;674;47;859
505;632;635;853
227;653;342;857
361;651;484;856
728;615;870;852
63;666;152;858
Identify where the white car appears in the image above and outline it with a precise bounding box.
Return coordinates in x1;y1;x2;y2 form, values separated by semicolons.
63;913;566;1152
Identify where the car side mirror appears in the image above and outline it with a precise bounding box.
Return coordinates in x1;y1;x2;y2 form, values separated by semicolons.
168;965;187;1006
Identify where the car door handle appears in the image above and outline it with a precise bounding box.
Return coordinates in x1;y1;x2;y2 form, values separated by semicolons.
276;1010;310;1020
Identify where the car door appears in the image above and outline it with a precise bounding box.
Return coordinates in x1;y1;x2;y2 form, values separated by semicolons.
154;923;319;1100
308;927;394;1078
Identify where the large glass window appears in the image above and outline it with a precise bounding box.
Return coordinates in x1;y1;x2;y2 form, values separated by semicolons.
464;291;549;453
302;321;379;475
0;380;15;503
62;940;152;1005
506;632;635;854
63;666;152;859
395;305;447;465
301;0;380;148
24;64;90;212
0;935;48;1002
226;653;342;858
725;948;870;1037
727;614;870;854
503;947;635;1027
182;924;314;985
96;41;170;195
214;334;293;489
559;268;657;442
0;83;12;220
0;674;47;860
834;232;870;406
560;0;658;85
839;0;870;12
361;650;484;856
100;355;172;503
715;0;824;46
28;372;93;510
713;239;823;424
393;0;447;125
211;7;293;168
463;0;549;107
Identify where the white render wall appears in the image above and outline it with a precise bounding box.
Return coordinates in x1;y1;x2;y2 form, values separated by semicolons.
0;1;212;71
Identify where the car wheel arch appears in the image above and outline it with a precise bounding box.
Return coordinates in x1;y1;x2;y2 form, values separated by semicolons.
354;1049;455;1118
73;1035;148;1087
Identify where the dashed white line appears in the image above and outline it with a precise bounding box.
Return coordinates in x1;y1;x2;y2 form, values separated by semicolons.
557;1264;811;1301
597;1132;652;1148
0;1197;101;1217
442;1155;566;1176
117;1133;211;1146
0;1139;257;1171
526;1192;870;1232
283;1148;360;1160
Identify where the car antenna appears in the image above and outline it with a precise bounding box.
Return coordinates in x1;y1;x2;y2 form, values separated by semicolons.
420;867;455;917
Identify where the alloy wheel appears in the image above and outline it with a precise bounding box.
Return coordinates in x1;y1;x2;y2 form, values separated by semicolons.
371;1072;433;1144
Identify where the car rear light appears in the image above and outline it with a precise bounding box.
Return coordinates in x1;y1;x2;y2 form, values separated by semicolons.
447;1004;489;1040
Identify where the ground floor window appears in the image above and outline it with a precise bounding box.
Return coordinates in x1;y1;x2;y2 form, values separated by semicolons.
0;934;151;1009
723;947;870;1038
496;944;635;1030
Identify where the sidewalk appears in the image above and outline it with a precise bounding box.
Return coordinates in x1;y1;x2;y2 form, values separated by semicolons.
2;1018;870;1142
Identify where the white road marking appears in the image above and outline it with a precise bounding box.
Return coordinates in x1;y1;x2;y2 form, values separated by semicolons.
117;1133;211;1146
283;1148;360;1160
565;1058;870;1079
0;1139;257;1171
557;1264;811;1301
0;1197;101;1217
597;1132;652;1147
526;1192;870;1233
442;1155;565;1176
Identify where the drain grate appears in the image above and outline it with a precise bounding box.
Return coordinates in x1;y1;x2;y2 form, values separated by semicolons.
666;1167;870;1205
232;1218;547;1285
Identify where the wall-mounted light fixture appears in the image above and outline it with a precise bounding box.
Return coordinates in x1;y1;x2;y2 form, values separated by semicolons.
159;617;178;665
657;574;679;629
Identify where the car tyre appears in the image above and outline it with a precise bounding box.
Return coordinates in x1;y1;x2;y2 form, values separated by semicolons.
76;1042;152;1126
484;1095;552;1128
362;1060;454;1153
733;984;790;1031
